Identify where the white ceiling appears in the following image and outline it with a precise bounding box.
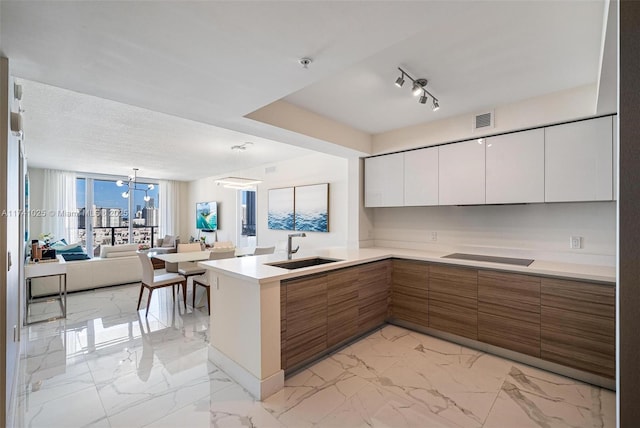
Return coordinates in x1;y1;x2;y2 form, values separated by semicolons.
0;1;609;180
17;80;313;181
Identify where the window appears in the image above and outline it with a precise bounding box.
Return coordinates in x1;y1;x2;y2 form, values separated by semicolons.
76;175;159;255
241;190;256;237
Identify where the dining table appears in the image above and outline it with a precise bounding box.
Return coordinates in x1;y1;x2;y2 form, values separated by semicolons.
150;247;255;265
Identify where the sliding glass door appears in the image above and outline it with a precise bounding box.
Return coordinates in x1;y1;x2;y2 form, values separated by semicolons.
77;175;159;256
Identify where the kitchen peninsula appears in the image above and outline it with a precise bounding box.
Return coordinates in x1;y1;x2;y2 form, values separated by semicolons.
199;247;615;400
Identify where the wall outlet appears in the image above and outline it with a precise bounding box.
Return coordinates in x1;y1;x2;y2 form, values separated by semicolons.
431;231;438;241
570;236;583;249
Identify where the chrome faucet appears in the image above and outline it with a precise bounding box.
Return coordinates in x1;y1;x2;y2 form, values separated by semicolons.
287;233;306;259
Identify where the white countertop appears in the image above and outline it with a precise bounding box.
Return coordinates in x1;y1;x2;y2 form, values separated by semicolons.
198;247;616;285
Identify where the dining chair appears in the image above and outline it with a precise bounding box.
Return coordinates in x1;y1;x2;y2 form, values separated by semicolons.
253;246;275;255
137;253;187;316
165;242;203;273
213;241;234;249
192;248;236;315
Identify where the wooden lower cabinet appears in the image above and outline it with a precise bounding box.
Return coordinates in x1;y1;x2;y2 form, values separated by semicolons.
357;261;391;334
327;268;359;348
478;270;541;357
282;274;327;370
391;259;429;327
429;264;478;340
541;278;615;378
280;259;615;380
280;285;287;369
280;261;389;371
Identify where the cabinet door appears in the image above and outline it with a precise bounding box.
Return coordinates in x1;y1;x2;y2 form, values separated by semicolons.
280;285;287;369
357;261;391;334
545;116;613;202
364;153;404;207
284;274;327;370
429;265;478;339
438;139;485;205
478;271;541;357
485;129;544;204
541;278;615;378
391;259;429;327
404;147;438;206
327;268;359;348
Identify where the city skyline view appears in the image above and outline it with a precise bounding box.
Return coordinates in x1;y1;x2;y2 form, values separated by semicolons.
76;178;159;215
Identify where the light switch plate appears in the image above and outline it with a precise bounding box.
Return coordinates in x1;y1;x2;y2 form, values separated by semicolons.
570;236;583;249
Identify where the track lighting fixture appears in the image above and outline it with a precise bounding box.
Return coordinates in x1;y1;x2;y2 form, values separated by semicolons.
395;67;440;111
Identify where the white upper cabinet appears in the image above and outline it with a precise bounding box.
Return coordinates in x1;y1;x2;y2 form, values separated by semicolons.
438;139;485;205
364;152;404;207
404;147;439;206
485;129;544;204
545;116;613;202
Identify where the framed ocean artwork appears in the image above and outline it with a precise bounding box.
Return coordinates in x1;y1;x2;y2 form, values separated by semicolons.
268;187;294;230
294;183;329;232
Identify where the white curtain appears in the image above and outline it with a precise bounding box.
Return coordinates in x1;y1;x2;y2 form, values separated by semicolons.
159;180;181;238
41;169;78;244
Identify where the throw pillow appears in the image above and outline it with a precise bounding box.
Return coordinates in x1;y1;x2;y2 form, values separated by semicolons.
161;235;175;247
56;244;84;254
51;239;68;248
54;242;82;251
61;253;91;261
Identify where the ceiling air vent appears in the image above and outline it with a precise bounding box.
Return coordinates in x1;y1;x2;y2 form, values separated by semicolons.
473;111;494;131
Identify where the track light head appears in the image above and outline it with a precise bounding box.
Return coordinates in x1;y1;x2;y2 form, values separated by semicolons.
418;93;428;104
432;99;440;111
412;79;428;96
411;82;422;96
395;75;405;87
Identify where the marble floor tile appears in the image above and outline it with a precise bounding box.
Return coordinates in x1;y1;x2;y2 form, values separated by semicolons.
21;385;108;428
482;363;616;428
318;382;457;428
264;360;372;427
14;285;616;428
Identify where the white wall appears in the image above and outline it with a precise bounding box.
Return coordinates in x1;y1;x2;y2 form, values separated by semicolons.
2;59;22;427
26;167;44;240
364;85;616;266
373;203;615;266
186;152;349;252
373;84;598;154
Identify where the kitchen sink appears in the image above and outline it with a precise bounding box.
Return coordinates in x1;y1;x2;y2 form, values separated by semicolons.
266;257;343;270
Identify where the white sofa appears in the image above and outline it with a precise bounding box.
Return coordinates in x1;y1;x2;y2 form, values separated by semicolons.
31;244;142;297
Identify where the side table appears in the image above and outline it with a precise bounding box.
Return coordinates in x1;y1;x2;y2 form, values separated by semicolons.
24;255;67;325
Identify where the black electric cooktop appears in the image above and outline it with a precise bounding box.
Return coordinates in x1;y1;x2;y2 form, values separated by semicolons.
441;253;534;267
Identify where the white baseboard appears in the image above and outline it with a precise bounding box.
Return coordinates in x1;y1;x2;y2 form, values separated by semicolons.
208;345;284;400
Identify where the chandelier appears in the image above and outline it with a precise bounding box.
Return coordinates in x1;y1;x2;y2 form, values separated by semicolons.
116;168;155;201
